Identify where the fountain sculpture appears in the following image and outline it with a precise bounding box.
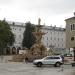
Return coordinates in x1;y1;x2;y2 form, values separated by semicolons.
27;18;47;61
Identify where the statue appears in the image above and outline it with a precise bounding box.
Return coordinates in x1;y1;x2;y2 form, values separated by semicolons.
29;18;46;59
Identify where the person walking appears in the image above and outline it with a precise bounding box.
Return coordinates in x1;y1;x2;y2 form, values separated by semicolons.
25;56;28;64
61;54;64;64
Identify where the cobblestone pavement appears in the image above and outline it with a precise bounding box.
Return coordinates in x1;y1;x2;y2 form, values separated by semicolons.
0;62;74;75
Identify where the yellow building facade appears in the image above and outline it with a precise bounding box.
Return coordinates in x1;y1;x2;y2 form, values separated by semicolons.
65;15;75;48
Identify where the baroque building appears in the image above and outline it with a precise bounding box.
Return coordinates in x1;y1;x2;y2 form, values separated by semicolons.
41;26;66;54
5;20;66;55
65;13;75;56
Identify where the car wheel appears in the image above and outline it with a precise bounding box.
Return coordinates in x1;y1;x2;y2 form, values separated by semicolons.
55;62;61;67
37;62;42;67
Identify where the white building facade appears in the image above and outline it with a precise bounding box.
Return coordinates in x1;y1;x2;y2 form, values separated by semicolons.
7;21;25;50
41;26;66;54
7;21;66;54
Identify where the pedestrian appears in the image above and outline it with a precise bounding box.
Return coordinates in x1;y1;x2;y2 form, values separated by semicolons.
25;56;28;64
1;55;3;63
61;55;64;64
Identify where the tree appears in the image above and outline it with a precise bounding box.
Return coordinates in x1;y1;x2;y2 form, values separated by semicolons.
22;22;36;49
0;20;15;55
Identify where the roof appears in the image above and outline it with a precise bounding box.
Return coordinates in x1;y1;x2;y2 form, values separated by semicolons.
65;16;75;21
42;26;65;31
7;21;25;27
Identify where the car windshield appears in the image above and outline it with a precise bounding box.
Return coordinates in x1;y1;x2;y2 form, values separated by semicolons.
44;56;60;60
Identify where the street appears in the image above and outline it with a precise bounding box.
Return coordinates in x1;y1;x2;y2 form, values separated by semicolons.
0;62;74;75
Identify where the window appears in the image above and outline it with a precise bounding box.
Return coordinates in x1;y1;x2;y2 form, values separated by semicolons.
71;24;75;31
54;38;56;40
19;28;21;31
71;25;72;30
55;43;56;45
47;43;48;46
58;38;59;41
47;37;48;40
45;57;51;60
58;44;59;47
45;57;60;60
45;57;53;60
58;32;59;34
71;37;74;41
73;24;74;30
53;57;60;59
62;44;63;47
62;38;63;41
51;37;52;40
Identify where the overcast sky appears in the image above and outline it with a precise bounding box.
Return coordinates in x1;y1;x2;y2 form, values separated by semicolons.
0;0;75;27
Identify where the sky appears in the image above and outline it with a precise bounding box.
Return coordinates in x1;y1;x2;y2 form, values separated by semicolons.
0;0;75;28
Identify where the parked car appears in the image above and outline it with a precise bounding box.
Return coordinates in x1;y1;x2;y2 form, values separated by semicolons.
33;55;63;67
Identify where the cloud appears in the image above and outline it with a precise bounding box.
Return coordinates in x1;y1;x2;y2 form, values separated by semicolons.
0;0;13;5
0;0;74;27
1;0;74;15
13;0;74;15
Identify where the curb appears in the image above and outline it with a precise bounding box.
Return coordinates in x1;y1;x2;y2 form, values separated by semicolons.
64;62;71;65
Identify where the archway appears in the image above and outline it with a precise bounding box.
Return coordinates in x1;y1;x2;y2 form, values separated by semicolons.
12;47;16;54
17;47;21;54
6;47;10;55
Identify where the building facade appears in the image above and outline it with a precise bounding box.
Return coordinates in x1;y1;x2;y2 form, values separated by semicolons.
8;21;25;48
6;21;66;54
65;15;75;48
41;26;66;54
65;13;75;56
5;21;25;55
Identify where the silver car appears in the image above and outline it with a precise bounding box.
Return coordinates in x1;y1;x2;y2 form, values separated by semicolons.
33;55;63;67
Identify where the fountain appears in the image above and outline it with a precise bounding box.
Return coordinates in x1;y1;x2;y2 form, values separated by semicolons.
26;18;47;61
